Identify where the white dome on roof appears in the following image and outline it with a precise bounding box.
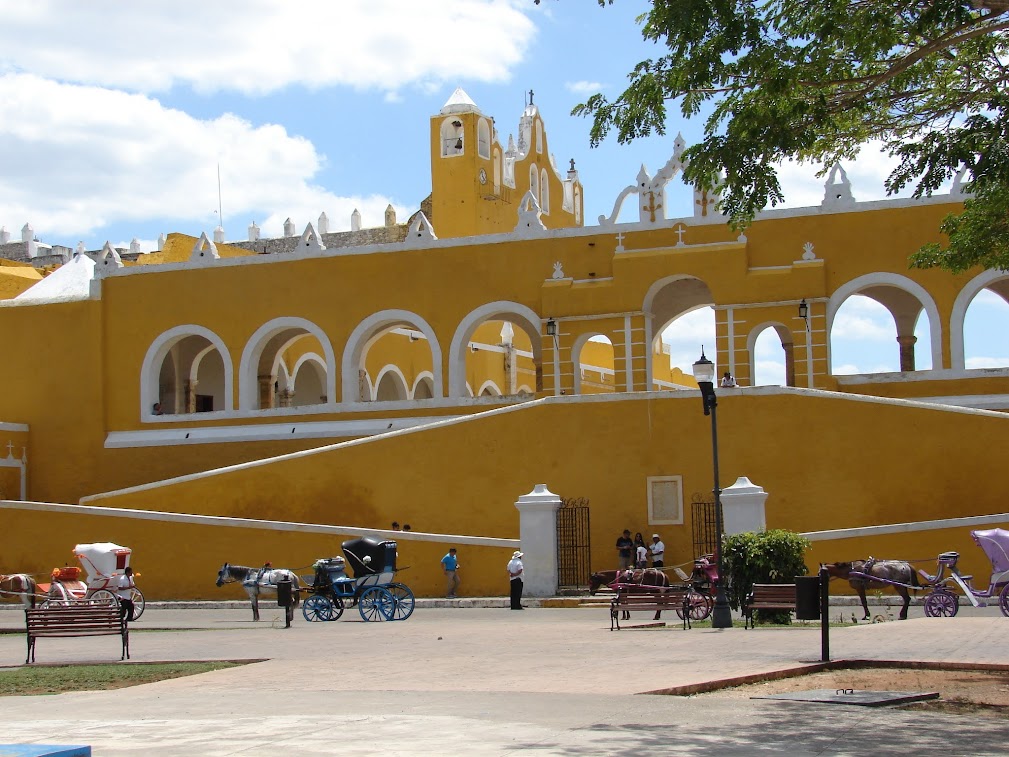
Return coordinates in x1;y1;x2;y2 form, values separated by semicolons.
440;87;481;115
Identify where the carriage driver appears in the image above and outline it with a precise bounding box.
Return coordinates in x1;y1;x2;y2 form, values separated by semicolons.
117;567;136;622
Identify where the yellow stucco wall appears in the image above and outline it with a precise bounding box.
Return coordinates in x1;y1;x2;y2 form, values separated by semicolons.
64;390;1008;597
0;261;43;300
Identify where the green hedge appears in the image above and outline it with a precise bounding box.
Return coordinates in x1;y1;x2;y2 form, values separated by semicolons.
722;529;810;621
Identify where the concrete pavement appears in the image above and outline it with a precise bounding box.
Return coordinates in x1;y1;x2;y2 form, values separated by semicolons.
0;604;1007;755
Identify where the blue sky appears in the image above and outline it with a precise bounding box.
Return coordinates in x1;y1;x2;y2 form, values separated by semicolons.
0;0;1005;378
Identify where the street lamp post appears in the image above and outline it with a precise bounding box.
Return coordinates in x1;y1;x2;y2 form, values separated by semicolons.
692;349;734;629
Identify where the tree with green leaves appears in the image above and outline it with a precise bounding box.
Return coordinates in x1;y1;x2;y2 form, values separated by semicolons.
561;0;1009;273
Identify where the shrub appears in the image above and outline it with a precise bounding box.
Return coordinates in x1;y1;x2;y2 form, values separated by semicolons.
722;529;810;623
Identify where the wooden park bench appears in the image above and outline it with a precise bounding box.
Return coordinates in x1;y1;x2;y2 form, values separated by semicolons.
743;583;796;629
25;605;129;663
610;586;692;631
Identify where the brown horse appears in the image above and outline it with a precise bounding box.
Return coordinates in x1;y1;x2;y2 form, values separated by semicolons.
823;559;920;620
589;568;670;595
0;574;37;608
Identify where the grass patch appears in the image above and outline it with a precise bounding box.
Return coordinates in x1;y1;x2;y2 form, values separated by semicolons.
0;661;243;696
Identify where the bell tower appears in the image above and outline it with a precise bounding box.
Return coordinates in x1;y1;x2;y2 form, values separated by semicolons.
429;87;584;240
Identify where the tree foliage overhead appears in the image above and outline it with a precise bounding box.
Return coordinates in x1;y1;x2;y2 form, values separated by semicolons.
565;0;1009;273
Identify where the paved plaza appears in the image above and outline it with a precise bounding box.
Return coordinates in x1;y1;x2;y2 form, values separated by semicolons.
0;602;1007;755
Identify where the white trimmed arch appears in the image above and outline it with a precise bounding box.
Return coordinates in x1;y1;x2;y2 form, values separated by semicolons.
826;272;943;372
745;321;793;387
411;371;435;400
140;325;234;419
239;317;337;410
477;379;503;397
292;352;326;387
342;309;443;402
449;301;543;397
374;364;411;401
571;332;604;395
950;269;1009;370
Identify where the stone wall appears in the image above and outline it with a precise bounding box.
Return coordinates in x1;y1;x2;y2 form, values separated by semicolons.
230;224;410;254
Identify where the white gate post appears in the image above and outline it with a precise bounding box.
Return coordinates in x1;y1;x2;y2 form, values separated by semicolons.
514;483;562;597
720;476;768;535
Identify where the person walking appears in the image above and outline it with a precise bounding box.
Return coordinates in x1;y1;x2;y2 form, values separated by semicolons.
116;566;136;622
441;547;460;599
616;530;634;570
650;534;665;568
507;550;524;610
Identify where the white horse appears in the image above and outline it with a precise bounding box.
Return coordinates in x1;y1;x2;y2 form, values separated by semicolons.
0;574;38;608
215;563;301;621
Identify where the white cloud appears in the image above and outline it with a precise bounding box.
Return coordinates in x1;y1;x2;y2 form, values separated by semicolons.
966;357;1009;369
661;307;717;371
830;296;895;341
565;81;604;95
0;74;407;240
0;1;536;95
774;141;909;209
752;359;785;386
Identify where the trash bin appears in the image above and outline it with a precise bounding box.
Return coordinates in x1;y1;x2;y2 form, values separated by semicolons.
794;575;821;620
277;578;293;608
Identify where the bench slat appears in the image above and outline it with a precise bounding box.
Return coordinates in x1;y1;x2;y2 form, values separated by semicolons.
25;607;129;664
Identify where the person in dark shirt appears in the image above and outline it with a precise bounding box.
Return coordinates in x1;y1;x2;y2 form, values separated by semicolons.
615;529;634;570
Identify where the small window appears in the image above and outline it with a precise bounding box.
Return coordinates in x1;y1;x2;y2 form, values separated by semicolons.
540;168;549;213
535;120;543;154
647;476;683;525
477;119;491;159
529;165;539;202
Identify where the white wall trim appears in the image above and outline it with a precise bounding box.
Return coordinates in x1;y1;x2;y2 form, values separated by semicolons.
0;500;518;548
802;512;1009;542
0;423;29;432
949;269;1009;370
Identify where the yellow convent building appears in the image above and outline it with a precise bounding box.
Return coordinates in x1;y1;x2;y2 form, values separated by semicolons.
0;89;1006;600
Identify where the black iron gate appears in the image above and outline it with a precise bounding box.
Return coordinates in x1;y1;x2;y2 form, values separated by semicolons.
557;497;591;590
691;494;719;558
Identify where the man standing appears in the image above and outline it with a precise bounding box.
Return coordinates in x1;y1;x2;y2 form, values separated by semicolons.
117;566;136;622
616;530;633;570
650;534;665;568
507;550;524;610
441;547;460;599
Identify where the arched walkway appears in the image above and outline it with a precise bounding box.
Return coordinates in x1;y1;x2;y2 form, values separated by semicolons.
643;276;716;387
572;333;615;394
950;270;1009;370
374;365;410;401
449;302;542;398
291;353;327;406
342;310;443;402
746;322;793;386
239;317;337;410
141;325;234;418
826;273;942;373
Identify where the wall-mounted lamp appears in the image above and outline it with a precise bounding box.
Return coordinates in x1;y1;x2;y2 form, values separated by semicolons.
545;319;557;337
798;299;809;331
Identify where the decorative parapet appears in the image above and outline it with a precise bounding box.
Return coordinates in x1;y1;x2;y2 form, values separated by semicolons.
404;212;437;247
189;232;220;264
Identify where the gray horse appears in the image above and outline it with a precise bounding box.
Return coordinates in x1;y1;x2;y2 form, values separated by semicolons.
823;559;920;620
216;563;301;622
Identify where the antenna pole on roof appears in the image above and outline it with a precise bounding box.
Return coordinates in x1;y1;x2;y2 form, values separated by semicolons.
217;163;224;229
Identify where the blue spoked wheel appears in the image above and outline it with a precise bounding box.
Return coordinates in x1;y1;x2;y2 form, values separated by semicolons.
385;583;415;621
358;587;394;622
303;594;335;622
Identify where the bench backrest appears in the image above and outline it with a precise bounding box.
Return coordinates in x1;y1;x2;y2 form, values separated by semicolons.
749;584;796;601
26;606;124;636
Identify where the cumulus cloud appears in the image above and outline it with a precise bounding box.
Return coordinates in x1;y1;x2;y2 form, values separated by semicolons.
752;359;785;386
0;1;536;95
830;296;895;341
0;74;407;240
565;81;604;95
661;307;716;371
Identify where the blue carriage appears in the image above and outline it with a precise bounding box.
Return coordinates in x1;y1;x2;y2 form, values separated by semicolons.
301;537;415;622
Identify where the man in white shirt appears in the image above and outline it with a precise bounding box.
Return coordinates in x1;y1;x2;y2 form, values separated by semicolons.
117;567;136;622
507;551;524;610
650;535;665;568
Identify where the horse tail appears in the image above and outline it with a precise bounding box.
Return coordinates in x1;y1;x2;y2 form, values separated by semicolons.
26;575;37;608
909;565;920;588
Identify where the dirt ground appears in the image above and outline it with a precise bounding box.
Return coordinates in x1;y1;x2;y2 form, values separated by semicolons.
700;668;1009;718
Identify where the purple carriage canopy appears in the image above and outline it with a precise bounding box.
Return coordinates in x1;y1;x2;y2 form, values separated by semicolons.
971;528;1009;579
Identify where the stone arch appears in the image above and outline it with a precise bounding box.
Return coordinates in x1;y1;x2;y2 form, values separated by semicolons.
238;317;337;410
643;276;716;386
571;332;614;394
291;352;327;406
826;272;942;373
477;379;502;397
342;309;443;402
412;371;435;400
141;325;234;419
374;365;410;402
745;322;795;387
950;270;1009;370
440;117;464;157
449;301;543;397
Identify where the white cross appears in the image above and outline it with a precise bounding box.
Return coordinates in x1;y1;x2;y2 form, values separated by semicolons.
674;224;687;246
615;232;625;250
5;441;13;457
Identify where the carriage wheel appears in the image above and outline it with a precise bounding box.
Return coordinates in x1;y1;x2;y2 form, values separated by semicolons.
385;583;415;621
999;584;1009;618
303;595;334;622
688;591;713;621
328;595;345;621
130;588;146;620
358;587;394;622
923;590;958;617
89;589;119;608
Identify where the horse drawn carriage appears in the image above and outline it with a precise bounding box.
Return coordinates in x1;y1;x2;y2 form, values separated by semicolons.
833;528;1009;619
37;543;144;618
301;537;415;622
